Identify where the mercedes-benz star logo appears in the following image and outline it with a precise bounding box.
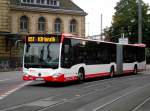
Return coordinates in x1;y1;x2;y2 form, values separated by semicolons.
38;73;41;77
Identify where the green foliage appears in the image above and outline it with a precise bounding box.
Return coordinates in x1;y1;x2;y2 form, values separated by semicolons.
105;0;150;46
146;48;150;57
146;48;150;63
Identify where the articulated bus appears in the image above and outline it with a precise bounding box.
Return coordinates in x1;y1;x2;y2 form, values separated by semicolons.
23;33;146;82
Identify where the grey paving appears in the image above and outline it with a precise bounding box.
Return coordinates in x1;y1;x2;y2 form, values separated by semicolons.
0;69;150;111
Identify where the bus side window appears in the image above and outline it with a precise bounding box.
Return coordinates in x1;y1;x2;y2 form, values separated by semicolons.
137;47;145;62
64;45;70;57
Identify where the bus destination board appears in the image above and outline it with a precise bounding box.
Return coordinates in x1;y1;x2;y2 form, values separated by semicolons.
26;35;61;43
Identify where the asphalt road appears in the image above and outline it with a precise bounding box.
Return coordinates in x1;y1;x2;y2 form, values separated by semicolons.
0;68;150;111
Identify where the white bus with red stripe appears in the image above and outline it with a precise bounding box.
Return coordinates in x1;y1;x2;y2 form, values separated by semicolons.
23;33;146;82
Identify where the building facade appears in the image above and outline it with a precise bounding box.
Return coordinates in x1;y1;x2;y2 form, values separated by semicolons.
0;0;87;70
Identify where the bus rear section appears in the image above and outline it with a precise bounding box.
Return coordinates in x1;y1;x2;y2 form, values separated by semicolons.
116;44;146;75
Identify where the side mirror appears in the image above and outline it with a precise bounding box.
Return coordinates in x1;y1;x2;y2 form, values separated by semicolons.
15;40;23;49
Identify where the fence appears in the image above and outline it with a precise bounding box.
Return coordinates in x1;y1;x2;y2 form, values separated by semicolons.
0;59;22;72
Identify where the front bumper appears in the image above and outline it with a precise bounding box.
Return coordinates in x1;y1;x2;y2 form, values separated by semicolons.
23;74;65;82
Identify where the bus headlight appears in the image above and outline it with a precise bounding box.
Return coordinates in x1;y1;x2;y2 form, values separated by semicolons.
23;74;29;77
52;73;61;78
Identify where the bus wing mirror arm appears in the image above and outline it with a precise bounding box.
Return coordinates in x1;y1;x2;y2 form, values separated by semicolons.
15;40;23;49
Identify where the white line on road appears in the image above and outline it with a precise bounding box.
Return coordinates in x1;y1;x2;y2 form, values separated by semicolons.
0;79;11;82
131;96;150;111
92;83;150;111
0;81;32;100
1;87;102;111
0;97;3;100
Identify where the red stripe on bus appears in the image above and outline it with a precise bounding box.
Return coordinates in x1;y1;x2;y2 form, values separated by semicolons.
44;74;65;82
65;76;78;81
85;72;110;79
23;74;78;82
138;69;145;71
23;74;65;82
123;70;133;74
23;69;146;82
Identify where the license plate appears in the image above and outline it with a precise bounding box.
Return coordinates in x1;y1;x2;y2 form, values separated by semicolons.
36;78;43;81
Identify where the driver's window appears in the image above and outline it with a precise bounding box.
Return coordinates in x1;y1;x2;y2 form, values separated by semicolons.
61;38;72;68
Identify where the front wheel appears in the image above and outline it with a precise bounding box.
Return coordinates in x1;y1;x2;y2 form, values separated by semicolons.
77;69;85;83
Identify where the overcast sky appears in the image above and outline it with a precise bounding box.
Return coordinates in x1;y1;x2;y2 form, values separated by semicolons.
72;0;150;36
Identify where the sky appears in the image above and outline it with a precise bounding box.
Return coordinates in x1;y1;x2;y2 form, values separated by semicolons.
72;0;150;36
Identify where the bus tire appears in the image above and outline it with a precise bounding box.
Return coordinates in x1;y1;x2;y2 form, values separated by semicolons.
110;66;115;77
77;68;85;83
133;65;138;74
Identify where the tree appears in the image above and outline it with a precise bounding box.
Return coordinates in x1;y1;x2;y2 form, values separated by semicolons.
103;26;112;41
146;48;150;63
105;0;150;46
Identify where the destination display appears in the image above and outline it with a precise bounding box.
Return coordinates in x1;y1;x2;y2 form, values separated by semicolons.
26;35;61;43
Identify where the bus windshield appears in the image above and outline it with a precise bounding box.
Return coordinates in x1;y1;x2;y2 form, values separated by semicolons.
24;43;60;69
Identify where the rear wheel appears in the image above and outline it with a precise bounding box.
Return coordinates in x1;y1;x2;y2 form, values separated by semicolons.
110;67;115;77
77;69;85;83
133;66;138;74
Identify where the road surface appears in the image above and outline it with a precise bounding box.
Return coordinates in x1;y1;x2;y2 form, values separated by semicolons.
0;67;150;111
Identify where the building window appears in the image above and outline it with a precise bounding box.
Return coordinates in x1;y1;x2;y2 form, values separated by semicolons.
47;0;50;4
22;0;34;3
36;0;40;4
41;0;45;4
38;17;46;32
51;0;57;5
70;19;77;33
47;0;58;6
54;18;61;33
36;0;46;4
20;16;28;32
22;0;59;6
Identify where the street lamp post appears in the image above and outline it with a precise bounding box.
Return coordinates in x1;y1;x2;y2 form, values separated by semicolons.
138;0;142;44
86;22;90;37
100;14;103;40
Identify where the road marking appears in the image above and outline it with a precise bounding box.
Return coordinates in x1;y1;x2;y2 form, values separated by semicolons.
36;89;102;111
0;79;11;82
1;75;150;111
0;77;20;82
1;87;101;111
0;81;32;100
27;100;60;107
82;74;149;90
92;83;150;111
131;96;150;111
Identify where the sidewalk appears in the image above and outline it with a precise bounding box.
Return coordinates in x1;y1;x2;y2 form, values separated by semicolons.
0;67;22;72
0;71;22;81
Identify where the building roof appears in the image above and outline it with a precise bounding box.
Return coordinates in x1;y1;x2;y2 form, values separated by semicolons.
59;0;84;12
10;0;87;16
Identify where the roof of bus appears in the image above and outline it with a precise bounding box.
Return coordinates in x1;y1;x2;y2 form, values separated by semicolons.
26;34;62;36
63;34;146;48
25;33;146;47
